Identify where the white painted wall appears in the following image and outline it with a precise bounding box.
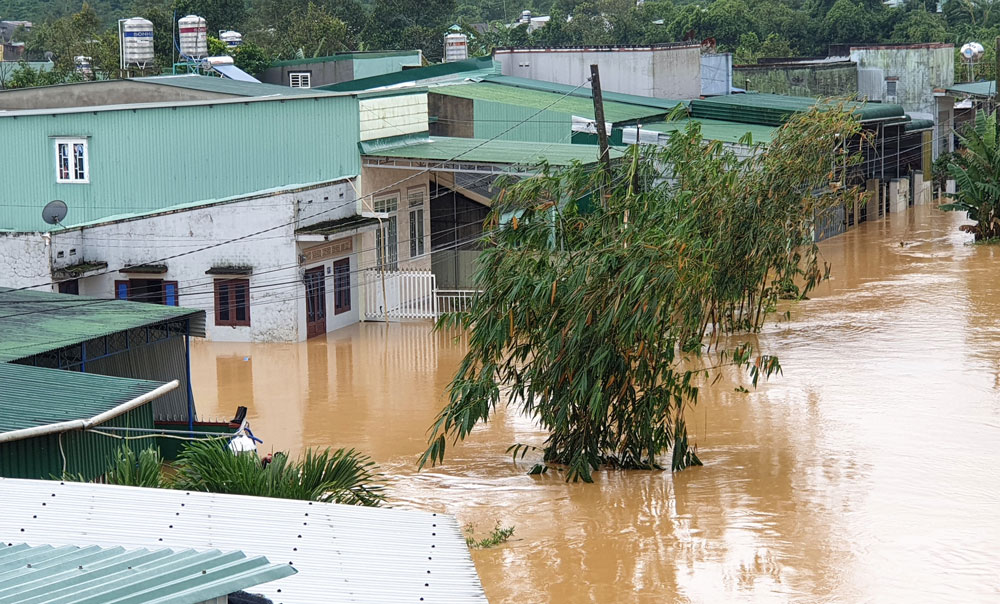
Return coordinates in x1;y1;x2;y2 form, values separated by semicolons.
359;93;429;142
495;45;703;99
0;232;51;289
41;180;359;342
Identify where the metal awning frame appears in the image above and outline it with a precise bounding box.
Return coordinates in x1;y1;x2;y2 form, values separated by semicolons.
363;156;539;177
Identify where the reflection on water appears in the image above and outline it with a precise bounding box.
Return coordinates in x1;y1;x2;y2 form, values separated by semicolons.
192;206;1000;603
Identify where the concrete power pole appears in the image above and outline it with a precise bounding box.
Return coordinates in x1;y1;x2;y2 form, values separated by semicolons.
589;64;613;191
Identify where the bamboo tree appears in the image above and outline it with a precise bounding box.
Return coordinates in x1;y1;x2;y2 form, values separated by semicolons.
420;107;864;482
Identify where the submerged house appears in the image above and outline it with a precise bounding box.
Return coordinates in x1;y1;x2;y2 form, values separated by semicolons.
0;288;205;479
0;76;426;341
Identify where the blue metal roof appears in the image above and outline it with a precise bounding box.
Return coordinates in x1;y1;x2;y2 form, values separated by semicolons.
0;542;295;604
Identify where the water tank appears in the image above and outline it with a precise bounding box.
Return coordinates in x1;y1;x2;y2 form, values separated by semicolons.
444;33;468;63
520;10;532;23
178;14;208;59
121;17;154;67
960;42;984;63
220;30;242;47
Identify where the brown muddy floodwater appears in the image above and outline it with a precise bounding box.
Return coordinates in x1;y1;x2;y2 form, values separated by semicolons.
192;205;1000;603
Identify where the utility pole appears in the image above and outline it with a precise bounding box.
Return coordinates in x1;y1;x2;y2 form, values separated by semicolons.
590;64;613;194
994;37;999;110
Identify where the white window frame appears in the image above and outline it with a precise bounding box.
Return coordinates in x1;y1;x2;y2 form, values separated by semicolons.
374;194;399;271
289;71;312;89
54;137;89;184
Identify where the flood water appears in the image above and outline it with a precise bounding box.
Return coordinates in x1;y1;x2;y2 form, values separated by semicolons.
192;205;1000;603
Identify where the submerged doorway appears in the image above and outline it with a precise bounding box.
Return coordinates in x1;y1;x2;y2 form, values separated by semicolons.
304;267;327;339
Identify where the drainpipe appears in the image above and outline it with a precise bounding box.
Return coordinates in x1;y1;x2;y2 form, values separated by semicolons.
0;380;179;444
185;318;195;433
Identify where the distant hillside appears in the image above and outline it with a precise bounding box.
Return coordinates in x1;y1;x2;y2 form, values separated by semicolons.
1;0;127;26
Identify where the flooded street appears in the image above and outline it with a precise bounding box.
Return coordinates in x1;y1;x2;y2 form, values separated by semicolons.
192;205;1000;603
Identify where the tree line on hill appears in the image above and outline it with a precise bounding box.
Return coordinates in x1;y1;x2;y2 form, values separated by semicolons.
2;0;999;88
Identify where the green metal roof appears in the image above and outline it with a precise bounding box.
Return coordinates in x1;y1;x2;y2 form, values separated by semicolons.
945;80;996;98
319;57;498;92
905;118;935;132
642;118;778;144
0;364;164;434
133;74;324;97
689;93;905;126
483;75;689;111
271;50;421;68
0;542;296;603
0;288;205;362
432;82;669;124
361;136;623;166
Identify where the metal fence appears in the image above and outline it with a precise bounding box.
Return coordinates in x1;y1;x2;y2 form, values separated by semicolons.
436;290;478;314
363;270;438;321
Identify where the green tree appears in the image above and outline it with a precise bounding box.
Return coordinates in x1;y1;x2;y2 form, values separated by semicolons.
940;112;1000;240
420;107;864;482
248;2;351;59
822;0;875;43
173;0;248;34
889;8;948;43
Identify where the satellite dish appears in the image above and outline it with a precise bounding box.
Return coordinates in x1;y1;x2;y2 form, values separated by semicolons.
42;200;68;225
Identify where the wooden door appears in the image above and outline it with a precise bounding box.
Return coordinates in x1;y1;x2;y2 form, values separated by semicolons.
304;267;327;339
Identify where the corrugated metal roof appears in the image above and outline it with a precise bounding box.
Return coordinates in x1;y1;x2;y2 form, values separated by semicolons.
0;363;165;433
0;542;295;603
362;135;622;166
689;93;905;125
319;57;499;92
0;479;487;604
432;82;668;124
133;74;322;97
0;288;206;362
945;80;996;98
642;118;778;144
483;75;689;111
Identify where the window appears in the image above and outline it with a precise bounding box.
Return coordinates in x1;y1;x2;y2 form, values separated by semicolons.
334;258;351;314
885;80;897;97
289;71;311;88
54;138;88;183
114;279;178;306
214;279;250;326
408;188;425;259
374;195;399;271
58;279;79;295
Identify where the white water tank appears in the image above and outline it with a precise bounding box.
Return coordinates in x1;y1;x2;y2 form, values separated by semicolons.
220;30;242;47
960;42;984;63
178;14;208;59
520;10;532;23
444;33;468;62
121;17;154;67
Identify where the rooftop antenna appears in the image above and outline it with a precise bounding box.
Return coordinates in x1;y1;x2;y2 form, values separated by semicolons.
41;199;67;226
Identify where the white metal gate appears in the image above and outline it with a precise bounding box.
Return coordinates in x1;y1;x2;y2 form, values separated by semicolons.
363;270;439;321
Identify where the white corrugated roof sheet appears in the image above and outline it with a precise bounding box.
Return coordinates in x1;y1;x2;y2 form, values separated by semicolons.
0;479;487;604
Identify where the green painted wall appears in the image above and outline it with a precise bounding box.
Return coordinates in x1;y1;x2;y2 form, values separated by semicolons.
1;95;361;232
472;99;572;144
734;63;858;98
352;54;423;80
0;403;154;481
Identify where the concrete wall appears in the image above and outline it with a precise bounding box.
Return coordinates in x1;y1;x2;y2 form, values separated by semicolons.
0;80;234;110
701;53;732;96
734;61;858;97
259;62;355;88
359;166;432;274
849;44;955;160
429;93;474;138
38;180;359;342
0;232;50;288
495;45;702;99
